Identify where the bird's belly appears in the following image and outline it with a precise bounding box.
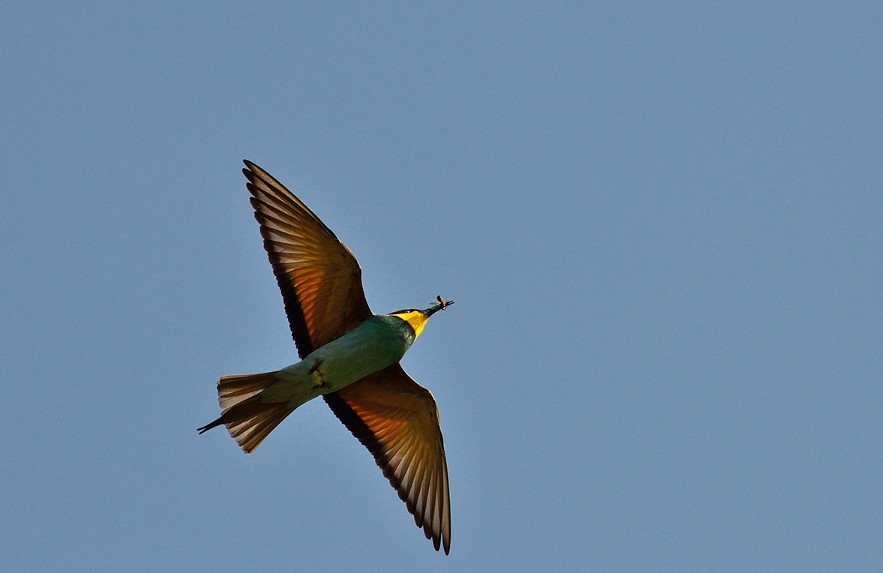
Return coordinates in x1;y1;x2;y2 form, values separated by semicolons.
311;335;407;391
278;316;414;395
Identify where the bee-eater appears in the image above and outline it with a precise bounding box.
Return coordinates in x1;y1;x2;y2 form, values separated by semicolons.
198;161;453;554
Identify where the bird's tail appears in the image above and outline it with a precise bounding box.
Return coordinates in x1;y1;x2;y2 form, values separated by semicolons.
197;371;294;453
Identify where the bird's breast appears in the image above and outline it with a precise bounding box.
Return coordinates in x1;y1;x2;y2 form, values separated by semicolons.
303;315;415;392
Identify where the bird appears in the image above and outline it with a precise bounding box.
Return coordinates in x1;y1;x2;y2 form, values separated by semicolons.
198;160;453;554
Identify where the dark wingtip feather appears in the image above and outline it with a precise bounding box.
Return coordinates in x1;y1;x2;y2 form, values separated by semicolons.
324;388;451;554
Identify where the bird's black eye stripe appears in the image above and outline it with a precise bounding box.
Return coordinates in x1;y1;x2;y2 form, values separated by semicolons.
390;308;419;315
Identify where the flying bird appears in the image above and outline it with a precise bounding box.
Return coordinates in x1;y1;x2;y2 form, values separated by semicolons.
198;161;453;554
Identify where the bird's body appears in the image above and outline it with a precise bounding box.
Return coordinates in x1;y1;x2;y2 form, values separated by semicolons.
199;161;453;554
263;314;418;404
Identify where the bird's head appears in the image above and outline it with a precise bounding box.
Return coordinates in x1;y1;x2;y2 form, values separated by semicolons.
390;295;455;340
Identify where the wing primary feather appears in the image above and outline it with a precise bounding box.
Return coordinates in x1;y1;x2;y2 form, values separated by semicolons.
241;161;373;357
323;364;452;554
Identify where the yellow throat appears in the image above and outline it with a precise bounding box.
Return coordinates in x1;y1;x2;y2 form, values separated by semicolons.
391;310;429;340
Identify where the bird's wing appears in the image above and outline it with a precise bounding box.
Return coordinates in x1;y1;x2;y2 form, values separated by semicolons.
324;364;452;554
243;161;373;357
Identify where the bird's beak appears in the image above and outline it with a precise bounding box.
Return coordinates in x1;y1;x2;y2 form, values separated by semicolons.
424;296;454;317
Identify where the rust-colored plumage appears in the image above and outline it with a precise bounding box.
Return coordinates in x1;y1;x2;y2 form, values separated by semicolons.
325;364;451;552
244;161;372;356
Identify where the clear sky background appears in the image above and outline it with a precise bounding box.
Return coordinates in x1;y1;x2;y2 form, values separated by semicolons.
2;2;882;571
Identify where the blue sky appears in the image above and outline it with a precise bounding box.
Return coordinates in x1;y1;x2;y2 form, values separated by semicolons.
3;2;882;571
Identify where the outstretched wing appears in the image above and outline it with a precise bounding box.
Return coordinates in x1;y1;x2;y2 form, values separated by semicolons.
243;160;373;357
324;364;452;554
